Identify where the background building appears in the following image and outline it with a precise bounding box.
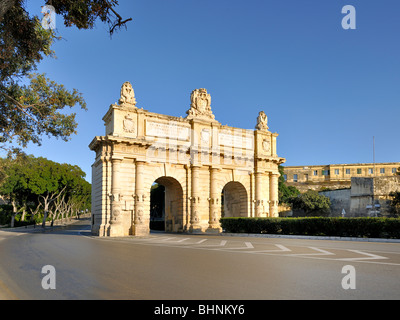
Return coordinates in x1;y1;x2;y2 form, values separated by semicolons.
283;162;400;192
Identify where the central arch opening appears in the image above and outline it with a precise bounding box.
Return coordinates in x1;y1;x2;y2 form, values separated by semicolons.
221;181;248;217
150;176;184;232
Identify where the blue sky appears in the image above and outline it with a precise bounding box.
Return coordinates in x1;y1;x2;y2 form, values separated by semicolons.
10;1;400;182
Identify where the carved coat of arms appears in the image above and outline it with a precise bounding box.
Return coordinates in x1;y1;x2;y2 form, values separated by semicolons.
186;88;215;120
123;114;135;133
262;139;271;152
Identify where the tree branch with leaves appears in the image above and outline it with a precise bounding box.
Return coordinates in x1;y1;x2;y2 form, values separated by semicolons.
0;0;131;153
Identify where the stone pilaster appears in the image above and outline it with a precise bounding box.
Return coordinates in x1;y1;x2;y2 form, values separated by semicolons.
255;172;263;217
109;157;123;237
132;160;149;236
190;165;202;233
264;172;270;217
207;167;221;232
269;173;279;217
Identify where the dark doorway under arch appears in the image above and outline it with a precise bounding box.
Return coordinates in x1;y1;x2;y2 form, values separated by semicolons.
150;183;165;230
149;176;184;232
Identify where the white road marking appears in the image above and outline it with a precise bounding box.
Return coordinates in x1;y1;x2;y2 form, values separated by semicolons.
224;242;254;250
96;235;400;266
250;244;291;253
196;240;227;247
290;247;335;257
161;237;177;241
338;250;388;261
141;236;173;241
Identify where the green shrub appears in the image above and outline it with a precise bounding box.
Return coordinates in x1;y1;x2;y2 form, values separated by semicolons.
220;217;400;239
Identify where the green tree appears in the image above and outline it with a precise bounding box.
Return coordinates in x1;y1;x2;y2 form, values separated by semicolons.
389;191;400;217
289;190;331;216
0;155;91;227
59;162;91;221
0;0;131;153
0;156;32;226
24;156;90;226
278;165;300;204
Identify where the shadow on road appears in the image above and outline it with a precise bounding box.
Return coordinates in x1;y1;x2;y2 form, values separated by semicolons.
0;218;92;236
1;218;174;238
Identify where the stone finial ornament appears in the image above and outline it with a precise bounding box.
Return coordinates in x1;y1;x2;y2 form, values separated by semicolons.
119;81;137;107
255;111;269;131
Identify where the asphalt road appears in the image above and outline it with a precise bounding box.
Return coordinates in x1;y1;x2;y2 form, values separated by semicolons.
1;219;400;300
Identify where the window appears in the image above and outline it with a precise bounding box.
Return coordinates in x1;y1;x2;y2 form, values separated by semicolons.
322;170;330;176
313;170;318;176
334;169;339;175
284;174;287;181
368;168;373;174
293;174;298;182
380;168;385;174
346;169;350;175
357;168;362;174
393;168;397;174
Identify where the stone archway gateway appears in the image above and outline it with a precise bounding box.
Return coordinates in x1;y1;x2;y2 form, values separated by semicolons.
89;82;285;237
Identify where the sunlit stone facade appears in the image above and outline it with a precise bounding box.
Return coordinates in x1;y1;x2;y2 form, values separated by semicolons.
89;82;285;237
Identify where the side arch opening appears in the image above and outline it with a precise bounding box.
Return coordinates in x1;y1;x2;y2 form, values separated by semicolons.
221;181;248;218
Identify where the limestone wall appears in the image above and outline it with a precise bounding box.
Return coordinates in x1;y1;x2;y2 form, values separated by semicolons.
319;188;351;217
